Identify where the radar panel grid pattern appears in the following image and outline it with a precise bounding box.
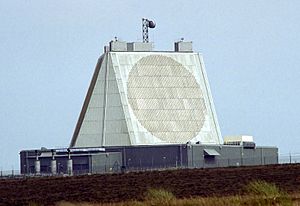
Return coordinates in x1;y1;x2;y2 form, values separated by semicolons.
127;55;207;143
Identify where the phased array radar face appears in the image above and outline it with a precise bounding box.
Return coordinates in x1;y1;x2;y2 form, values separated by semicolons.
127;55;207;143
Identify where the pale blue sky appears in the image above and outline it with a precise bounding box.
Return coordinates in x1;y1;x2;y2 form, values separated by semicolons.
0;1;300;170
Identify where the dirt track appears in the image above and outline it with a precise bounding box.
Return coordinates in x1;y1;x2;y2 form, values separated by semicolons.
1;164;300;205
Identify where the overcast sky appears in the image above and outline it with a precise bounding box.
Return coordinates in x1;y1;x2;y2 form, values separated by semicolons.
0;1;300;170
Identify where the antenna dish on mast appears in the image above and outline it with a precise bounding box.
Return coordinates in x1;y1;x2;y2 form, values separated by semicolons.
142;18;156;43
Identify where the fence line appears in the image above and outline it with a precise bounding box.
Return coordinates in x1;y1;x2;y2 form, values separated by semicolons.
1;154;299;179
279;154;300;164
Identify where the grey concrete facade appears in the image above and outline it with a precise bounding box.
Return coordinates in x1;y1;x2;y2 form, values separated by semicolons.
70;50;223;148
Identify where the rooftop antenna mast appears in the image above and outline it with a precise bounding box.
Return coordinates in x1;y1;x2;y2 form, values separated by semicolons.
142;18;156;43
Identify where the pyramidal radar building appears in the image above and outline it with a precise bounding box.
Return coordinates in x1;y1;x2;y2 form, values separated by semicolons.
70;40;221;147
20;20;278;175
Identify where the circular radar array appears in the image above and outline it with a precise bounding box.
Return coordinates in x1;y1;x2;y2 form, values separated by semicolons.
127;55;207;143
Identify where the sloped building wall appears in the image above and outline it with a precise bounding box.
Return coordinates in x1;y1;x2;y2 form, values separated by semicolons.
71;52;222;147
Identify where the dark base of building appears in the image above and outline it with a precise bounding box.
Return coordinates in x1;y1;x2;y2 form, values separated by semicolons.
20;144;278;175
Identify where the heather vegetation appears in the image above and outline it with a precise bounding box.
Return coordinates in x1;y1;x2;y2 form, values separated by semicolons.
54;181;293;206
1;164;300;206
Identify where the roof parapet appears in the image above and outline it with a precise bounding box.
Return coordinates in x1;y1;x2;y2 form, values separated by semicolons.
109;39;127;51
174;39;193;52
127;42;153;52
